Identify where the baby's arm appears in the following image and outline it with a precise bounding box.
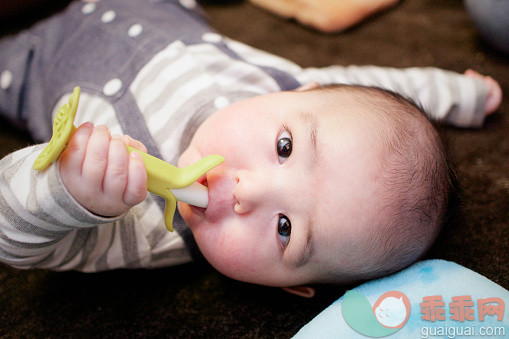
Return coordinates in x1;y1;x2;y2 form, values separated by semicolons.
0;143;116;270
296;65;502;128
59;122;147;217
0;129;181;271
249;0;399;33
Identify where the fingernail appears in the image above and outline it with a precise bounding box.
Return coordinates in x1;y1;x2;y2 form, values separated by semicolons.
77;122;93;135
111;134;122;140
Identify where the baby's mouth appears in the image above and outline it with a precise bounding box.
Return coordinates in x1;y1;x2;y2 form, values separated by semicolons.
194;171;236;221
199;174;208;188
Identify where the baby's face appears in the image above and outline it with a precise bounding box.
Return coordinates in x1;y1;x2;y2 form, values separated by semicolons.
178;89;384;286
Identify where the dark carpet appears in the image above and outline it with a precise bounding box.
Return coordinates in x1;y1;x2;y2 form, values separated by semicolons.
1;0;507;337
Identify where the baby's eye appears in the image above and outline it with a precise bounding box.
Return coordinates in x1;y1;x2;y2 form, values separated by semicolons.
276;130;292;163
278;214;291;249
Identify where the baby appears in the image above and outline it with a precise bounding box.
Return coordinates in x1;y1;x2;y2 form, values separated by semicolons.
0;0;502;292
57;78;500;289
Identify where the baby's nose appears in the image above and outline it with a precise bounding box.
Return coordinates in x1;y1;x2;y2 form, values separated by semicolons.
233;170;276;214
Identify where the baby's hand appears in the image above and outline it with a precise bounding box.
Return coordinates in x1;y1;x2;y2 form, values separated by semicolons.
59;123;148;217
464;69;502;116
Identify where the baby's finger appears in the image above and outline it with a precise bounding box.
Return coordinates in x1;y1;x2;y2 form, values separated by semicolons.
59;122;93;175
123;135;147;154
484;76;502;115
103;135;129;202
82;125;111;188
464;69;480;78
123;151;147;206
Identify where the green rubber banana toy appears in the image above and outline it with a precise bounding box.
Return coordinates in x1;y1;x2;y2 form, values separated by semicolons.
34;87;224;232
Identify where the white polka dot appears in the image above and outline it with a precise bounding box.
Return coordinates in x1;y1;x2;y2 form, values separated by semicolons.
81;2;96;14
128;24;143;37
101;10;116;23
103;78;122;96
214;96;230;109
202;32;222;43
179;0;197;10
0;70;13;90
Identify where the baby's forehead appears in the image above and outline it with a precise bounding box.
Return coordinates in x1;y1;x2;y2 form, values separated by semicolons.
300;94;390;141
308;85;417;118
307;87;428;148
292;88;441;282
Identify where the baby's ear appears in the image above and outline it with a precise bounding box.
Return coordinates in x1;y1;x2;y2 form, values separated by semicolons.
282;286;316;298
295;81;321;92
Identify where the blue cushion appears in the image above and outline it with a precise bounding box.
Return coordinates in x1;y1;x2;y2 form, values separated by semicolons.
294;260;509;338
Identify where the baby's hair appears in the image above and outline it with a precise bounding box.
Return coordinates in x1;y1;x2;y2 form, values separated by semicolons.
311;84;456;281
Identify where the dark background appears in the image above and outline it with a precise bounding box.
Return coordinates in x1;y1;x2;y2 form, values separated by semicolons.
1;0;507;337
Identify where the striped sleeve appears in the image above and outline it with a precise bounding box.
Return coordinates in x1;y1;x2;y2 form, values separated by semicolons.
0;144;192;271
222;38;487;128
295;65;488;128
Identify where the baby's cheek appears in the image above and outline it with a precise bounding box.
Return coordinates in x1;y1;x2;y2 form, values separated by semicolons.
190;217;274;283
209;230;260;278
